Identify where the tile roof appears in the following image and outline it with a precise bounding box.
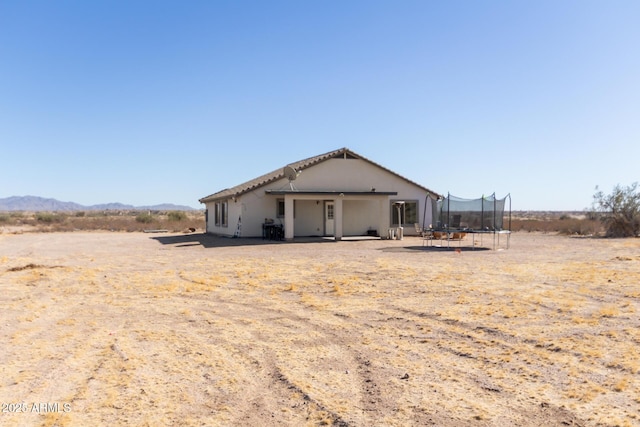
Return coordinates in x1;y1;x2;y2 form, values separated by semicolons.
198;147;439;203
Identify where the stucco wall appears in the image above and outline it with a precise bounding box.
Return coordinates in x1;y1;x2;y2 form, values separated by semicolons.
292;158;411;192
204;199;241;236
343;199;380;236
204;157;434;238
293;200;323;236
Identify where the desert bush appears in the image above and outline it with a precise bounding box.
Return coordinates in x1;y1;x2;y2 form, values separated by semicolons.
36;212;66;223
592;183;640;237
135;213;154;224
556;218;602;236
0;214;9;223
14;210;203;232
510;216;603;235
167;211;187;221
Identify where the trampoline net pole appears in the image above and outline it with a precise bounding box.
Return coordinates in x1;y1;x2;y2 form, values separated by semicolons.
422;195;428;231
447;192;450;231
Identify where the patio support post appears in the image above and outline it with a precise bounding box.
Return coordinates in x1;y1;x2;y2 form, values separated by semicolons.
334;197;343;241
378;198;388;239
284;194;294;240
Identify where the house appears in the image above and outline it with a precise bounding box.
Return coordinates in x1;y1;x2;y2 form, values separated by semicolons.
199;147;439;240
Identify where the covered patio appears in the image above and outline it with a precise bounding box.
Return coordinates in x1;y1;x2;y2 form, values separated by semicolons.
264;190;397;240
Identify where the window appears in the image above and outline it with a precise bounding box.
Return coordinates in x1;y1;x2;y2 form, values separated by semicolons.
327;203;334;220
405;201;417;225
276;199;295;218
214;201;228;227
221;201;228;227
277;199;285;218
391;200;418;226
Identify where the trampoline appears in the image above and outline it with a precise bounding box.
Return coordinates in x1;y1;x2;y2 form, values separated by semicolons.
422;193;511;250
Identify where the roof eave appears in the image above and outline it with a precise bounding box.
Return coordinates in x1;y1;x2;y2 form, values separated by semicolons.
264;190;398;196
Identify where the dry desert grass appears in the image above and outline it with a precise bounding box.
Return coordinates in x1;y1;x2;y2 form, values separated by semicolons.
0;210;203;233
1;232;639;426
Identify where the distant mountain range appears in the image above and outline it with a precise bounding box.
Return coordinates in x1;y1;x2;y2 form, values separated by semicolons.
0;196;196;212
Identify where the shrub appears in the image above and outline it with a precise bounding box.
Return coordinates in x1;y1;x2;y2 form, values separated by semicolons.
592;183;640;237
509;213;603;235
556;218;601;236
167;211;187;222
135;213;154;224
36;212;66;223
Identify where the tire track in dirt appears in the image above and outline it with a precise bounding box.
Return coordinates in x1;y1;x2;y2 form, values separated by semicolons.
178;288;586;425
189;294;524;425
172;292;403;426
4;232;635;425
379;306;588;424
391;305;592;362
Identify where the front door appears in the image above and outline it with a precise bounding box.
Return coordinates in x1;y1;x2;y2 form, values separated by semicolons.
324;201;334;236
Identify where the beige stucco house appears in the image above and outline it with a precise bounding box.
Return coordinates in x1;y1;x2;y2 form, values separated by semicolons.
199;147;439;240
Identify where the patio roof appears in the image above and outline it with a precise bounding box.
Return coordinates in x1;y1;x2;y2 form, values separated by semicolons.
264;190;398;196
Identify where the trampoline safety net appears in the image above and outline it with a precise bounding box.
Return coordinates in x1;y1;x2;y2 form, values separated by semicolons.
431;193;511;231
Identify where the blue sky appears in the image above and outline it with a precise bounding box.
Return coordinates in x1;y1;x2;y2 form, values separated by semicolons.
1;1;638;210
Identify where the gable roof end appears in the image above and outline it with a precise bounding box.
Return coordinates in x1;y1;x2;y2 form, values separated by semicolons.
198;147;439;203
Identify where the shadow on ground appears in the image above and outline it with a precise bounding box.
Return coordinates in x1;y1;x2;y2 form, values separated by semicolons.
379;245;491;253
150;233;343;248
151;234;498;251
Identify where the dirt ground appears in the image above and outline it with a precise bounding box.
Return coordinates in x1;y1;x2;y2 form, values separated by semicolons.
1;231;639;426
